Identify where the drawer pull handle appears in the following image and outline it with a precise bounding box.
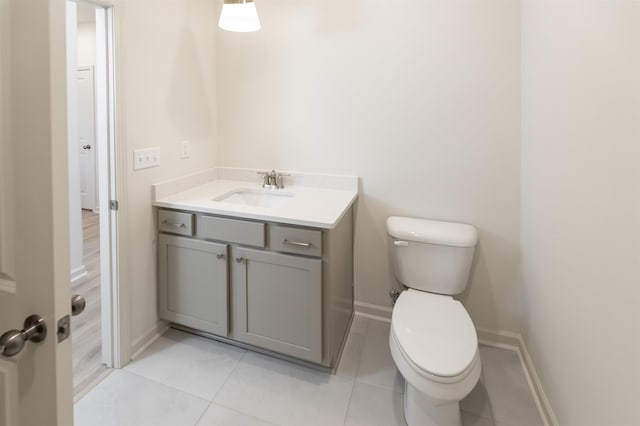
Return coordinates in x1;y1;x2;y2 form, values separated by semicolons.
235;257;245;263
216;254;225;260
162;220;186;228
283;240;312;248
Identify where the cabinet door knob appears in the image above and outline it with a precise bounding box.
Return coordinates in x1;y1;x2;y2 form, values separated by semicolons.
216;254;225;260
235;257;245;263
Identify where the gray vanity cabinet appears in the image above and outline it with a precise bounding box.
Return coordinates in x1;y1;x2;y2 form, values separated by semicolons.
158;234;229;336
157;206;354;369
231;246;323;363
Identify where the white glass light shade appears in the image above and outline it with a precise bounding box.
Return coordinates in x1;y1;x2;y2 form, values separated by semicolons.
219;0;261;33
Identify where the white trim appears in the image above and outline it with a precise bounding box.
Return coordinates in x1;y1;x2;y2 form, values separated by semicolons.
109;1;131;369
89;0;129;370
354;300;392;321
517;336;560;426
476;327;521;350
130;321;170;361
95;3;112;369
70;265;88;284
476;328;559;426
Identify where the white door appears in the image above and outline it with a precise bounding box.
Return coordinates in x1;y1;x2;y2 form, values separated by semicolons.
78;67;97;211
0;0;74;425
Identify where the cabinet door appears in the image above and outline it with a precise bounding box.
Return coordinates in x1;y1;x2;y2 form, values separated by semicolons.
158;234;229;335
232;247;322;363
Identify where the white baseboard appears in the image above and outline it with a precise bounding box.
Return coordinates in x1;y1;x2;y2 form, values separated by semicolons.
130;320;170;361
354;300;392;321
70;265;88;285
477;328;559;426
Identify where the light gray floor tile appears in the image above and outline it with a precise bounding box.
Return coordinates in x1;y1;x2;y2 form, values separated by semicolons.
214;351;354;426
344;382;405;426
461;377;494;420
124;328;246;400
462;411;518;426
349;314;369;335
336;330;366;379
74;369;209;426
355;319;404;393
74;321;545;426
462;411;494;426
468;346;543;426
196;403;276;426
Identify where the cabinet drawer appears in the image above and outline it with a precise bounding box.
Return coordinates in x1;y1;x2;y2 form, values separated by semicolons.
158;210;194;236
197;215;265;247
269;225;322;257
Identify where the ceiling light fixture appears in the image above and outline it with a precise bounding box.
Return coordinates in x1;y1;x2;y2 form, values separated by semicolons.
219;0;261;33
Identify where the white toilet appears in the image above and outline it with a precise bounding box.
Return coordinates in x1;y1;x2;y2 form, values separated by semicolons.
386;216;481;426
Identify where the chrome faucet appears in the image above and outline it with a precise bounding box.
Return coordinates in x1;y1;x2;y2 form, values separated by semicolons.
257;170;290;189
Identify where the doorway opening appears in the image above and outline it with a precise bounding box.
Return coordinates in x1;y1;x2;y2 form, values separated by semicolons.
66;0;120;398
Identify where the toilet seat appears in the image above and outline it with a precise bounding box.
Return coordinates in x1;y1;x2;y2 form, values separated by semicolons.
392;289;478;381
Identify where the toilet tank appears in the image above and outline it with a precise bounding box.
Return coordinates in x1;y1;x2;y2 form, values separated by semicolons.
386;216;478;295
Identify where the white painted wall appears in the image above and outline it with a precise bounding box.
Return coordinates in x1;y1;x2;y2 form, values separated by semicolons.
521;1;640;424
121;0;218;349
216;0;522;332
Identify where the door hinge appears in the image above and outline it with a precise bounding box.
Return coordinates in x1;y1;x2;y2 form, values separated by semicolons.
110;200;119;211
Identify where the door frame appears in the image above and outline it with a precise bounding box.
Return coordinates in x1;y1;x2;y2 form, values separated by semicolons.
101;0;131;368
75;0;130;370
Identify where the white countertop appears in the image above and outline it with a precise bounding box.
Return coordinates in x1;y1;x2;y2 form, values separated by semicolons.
152;169;358;229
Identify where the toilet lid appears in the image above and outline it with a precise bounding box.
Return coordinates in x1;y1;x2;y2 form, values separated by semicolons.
392;289;478;378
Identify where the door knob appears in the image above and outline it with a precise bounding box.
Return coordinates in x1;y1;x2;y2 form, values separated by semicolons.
82;144;91;150
0;315;47;357
71;294;86;316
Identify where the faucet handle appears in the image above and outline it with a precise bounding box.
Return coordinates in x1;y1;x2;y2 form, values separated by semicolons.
257;171;270;187
276;173;291;189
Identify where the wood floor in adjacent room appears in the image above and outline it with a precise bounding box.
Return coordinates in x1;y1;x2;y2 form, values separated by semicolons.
71;209;108;397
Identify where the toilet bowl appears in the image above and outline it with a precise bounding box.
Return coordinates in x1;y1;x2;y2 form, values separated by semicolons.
390;289;481;426
386;217;480;426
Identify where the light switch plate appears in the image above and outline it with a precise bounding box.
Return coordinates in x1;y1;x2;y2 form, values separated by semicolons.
133;147;161;170
180;141;191;159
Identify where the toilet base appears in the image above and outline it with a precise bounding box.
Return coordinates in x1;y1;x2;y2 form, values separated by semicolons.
404;381;461;426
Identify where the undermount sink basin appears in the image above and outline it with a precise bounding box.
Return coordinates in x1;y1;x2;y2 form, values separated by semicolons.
213;188;294;208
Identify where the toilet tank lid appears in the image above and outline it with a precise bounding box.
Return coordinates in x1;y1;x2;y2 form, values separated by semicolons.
386;216;478;247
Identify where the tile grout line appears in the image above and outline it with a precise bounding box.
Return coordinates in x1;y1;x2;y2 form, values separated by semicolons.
343;316;377;426
209;348;248;403
200;348;285;425
192;399;216;426
350;317;369;382
121;368;211;403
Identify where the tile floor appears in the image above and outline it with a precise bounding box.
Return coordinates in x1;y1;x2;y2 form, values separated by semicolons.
74;315;545;426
